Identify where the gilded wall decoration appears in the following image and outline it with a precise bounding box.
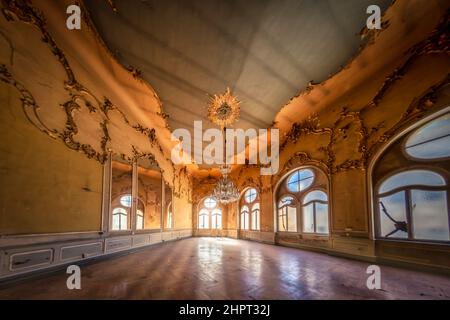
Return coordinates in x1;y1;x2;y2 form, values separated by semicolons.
0;0;168;168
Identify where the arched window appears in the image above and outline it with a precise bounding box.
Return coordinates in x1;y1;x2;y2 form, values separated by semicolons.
240;205;250;230
120;195;132;207
376;170;449;241
287;169;314;192
244;188;257;203
373;111;450;243
198;209;209;229
135;199;145;230
404;113;450;160
239;188;260;231
211;209;222;229
112;208;128;231
204;197;217;209
302;190;329;234
278;196;297;232
275;167;330;235
197;197;221;230
136;209;144;230
251;203;260;231
166;202;173;229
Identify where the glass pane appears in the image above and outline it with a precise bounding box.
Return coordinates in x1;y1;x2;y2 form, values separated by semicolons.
166;213;173;229
112;213;120;230
411;190;449;241
120;214;127;231
199;209;209;229
303;204;314;233
287;206;297;232
111;160;132;230
278;196;295;208
287;169;315;192
407;136;450;160
204;197;217;208
199;212;209;229
212;209;221;229
136;213;144;230
316;203;329;234
244;188;257;203
251;209;260;230
120;195;132;207
379;170;445;194
164;183;173;229
244;212;249;230
136;201;145;229
303;190;328;204
378;192;408;239
241;204;249;230
278;208;287;232
405;113;450;159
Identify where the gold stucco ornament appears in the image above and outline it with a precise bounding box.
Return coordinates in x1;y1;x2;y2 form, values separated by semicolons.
207;88;240;128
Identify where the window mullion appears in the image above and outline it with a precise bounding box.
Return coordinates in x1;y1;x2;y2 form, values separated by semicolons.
405;190;414;240
313;202;317;233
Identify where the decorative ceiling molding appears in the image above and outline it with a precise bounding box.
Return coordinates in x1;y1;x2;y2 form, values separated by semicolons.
278;7;449;176
0;0;180;181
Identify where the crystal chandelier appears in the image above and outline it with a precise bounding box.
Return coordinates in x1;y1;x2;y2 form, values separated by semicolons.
208;88;241;204
213;165;240;204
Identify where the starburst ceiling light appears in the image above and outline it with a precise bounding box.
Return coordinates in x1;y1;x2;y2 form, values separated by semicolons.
207;88;241;128
208;88;241;204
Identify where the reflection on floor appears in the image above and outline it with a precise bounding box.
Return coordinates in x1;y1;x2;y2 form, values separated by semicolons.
0;237;449;299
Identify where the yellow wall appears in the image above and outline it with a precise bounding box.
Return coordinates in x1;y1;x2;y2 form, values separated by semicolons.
0;84;103;235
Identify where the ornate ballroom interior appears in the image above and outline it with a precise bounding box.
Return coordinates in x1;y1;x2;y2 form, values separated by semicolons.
0;0;449;300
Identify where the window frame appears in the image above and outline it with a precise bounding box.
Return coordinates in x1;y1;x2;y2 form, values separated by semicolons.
374;167;450;244
301;189;329;235
239;187;261;231
197;196;222;230
286;169;315;193
275;166;330;236
402;113;450;163
112;207;129;231
277;194;298;233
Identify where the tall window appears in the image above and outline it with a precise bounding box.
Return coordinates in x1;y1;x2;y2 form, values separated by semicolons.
211;209;222;229
198;197;222;230
112;207;128;231
251;203;260;231
166;202;173;229
278;196;297;232
111;194;133;231
136;209;144;230
373;112;450;243
302;190;329;234
135;199;145;230
240;205;250;230
240;188;260;231
198;209;209;229
276;167;329;235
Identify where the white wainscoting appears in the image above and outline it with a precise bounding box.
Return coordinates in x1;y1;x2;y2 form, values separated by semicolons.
239;230;275;244
193;229;275;244
0;229;192;280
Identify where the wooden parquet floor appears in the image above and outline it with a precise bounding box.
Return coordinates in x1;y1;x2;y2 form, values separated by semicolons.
0;237;449;300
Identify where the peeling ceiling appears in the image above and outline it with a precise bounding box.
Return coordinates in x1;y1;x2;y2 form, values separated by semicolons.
85;0;391;139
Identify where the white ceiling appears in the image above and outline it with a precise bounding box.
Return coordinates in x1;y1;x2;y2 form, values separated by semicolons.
85;0;391;163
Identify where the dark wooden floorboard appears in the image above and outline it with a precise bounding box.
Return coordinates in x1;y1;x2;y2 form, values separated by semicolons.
0;237;449;300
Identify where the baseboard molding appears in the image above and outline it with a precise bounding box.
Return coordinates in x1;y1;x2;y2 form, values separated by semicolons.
0;229;193;281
